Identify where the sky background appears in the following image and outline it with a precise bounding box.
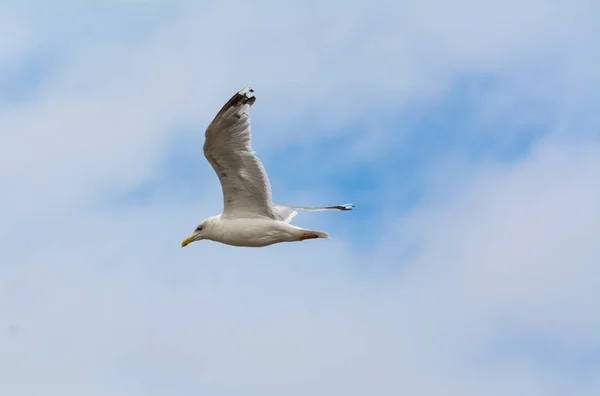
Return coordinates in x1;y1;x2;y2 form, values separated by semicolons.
1;0;599;395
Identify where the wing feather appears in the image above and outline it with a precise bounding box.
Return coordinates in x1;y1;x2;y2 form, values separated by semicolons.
273;203;354;223
203;87;275;219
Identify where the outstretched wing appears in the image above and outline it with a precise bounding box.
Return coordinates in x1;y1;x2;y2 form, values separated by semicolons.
273;203;355;223
203;87;275;220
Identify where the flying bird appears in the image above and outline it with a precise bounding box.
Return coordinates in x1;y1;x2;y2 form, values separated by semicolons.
181;87;354;248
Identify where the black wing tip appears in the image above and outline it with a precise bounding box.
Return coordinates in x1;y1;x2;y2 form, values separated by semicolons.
238;86;256;104
331;204;355;211
212;87;256;121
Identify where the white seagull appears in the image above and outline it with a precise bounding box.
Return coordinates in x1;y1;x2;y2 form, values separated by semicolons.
181;87;354;248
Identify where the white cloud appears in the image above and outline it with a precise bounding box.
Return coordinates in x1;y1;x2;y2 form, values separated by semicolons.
2;139;599;395
2;0;597;214
0;12;32;67
1;1;599;395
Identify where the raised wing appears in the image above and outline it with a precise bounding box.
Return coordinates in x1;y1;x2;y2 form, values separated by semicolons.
203;87;275;219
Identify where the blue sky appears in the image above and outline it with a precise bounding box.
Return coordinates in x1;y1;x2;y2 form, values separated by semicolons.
1;1;600;395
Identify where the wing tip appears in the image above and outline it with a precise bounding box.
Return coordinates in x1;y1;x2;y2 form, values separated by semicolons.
211;86;256;123
238;86;255;101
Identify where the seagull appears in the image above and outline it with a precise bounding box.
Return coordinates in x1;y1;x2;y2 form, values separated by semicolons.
181;87;354;248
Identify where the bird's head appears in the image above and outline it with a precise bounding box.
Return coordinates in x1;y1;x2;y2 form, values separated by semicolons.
181;217;215;247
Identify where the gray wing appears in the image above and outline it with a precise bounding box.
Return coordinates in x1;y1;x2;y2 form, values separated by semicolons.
203;87;275;220
273;203;355;223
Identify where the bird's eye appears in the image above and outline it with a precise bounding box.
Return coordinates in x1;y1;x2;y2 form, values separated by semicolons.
196;226;203;232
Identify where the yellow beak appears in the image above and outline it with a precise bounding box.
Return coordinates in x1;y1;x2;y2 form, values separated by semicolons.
181;236;194;247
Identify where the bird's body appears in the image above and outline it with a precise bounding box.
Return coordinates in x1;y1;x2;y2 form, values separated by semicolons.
181;87;353;248
197;215;330;248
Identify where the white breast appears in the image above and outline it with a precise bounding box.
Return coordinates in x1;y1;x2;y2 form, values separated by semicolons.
213;218;301;247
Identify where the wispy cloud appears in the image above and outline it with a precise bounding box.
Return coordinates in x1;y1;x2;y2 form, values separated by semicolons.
1;1;599;395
